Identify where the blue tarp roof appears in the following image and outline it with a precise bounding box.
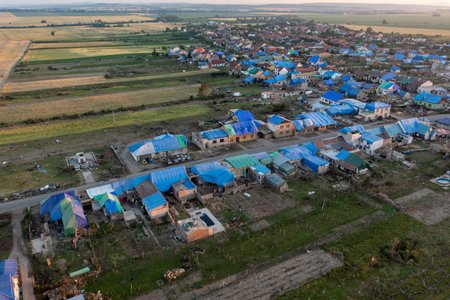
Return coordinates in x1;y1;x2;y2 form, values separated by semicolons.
365;102;391;111
339;124;365;134
280;146;312;161
271;151;290;166
414;92;443;104
322;90;343;102
308;55;320;64
142;192;167;210
190;161;234;187
303;141;318;155
243;77;255;83
267;115;289;125
128;134;187;157
336;149;351;160
0;259;17;300
233;109;255;122
250;163;271;175
297;112;337;127
361;132;383;144
230;121;258;135
326;104;356;116
112;174;148;196
149;165;188;193
367;126;384;136
381;72;397;81
323;79;336;86
384;123;403;138
303;155;329;173
201;129;228;140
40;190;77;216
341;99;366;109
399;118;422;134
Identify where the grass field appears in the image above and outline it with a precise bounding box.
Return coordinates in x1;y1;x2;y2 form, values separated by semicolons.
0;103;210;145
0;155;81;196
0;40;30;88
0;14;153;27
29;41;124;49
0;22;173;42
287;13;450;31
2;68;217;93
0;84;201;123
345;24;450;37
281;214;450;299
23;44;170;62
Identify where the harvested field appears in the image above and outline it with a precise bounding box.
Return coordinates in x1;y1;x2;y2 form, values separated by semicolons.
395;188;450;225
179;250;342;300
0;14;153;27
0;103;210;145
0;40;30;89
344;25;450;37
0;22;172;42
226;187;295;219
2;68;217;93
0;84;200;123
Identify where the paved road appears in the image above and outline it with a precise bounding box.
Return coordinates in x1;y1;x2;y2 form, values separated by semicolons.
1;113;448;214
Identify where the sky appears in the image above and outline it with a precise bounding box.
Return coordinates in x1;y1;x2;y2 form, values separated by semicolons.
0;0;449;6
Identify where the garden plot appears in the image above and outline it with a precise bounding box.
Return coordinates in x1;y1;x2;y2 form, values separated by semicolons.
225;187;295;219
396;188;450;225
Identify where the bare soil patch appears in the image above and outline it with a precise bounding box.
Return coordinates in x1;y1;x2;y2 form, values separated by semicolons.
179;250;342;300
225;187;295;219
396;189;450;225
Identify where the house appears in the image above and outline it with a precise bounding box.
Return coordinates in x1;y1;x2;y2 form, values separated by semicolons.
92;192;124;220
223;121;258;143
417;85;447;96
249;163;271;184
39;191;88;236
228;109;255;122
399;118;434;140
335;150;370;174
339;125;365;146
177;216;213;243
190;161;235;188
303;155;330;174
176;208;224;243
292;119;315;135
297;112;337;130
279;145;312;165
192;129;230;150
357;101;391;121
0;259;19;300
136;181;169;220
413;93;446;110
360;132;384;155
377;81;399;95
321;90;344;105
128;133;188;162
223;154;259;179
265;173;288;192
172;178;197;204
270;152;297;176
266;115;295;138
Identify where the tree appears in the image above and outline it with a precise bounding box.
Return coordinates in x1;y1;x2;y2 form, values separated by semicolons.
41;20;47;24
50;31;56;36
382;19;388;25
366;26;374;33
198;82;212;98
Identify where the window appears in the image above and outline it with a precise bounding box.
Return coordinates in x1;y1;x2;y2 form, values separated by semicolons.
220;138;225;143
212;140;217;144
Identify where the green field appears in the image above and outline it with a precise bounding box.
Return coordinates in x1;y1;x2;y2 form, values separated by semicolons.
281;214;450;299
0;103;210;145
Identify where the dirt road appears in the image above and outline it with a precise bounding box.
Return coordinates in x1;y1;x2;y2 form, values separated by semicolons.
9;210;36;300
